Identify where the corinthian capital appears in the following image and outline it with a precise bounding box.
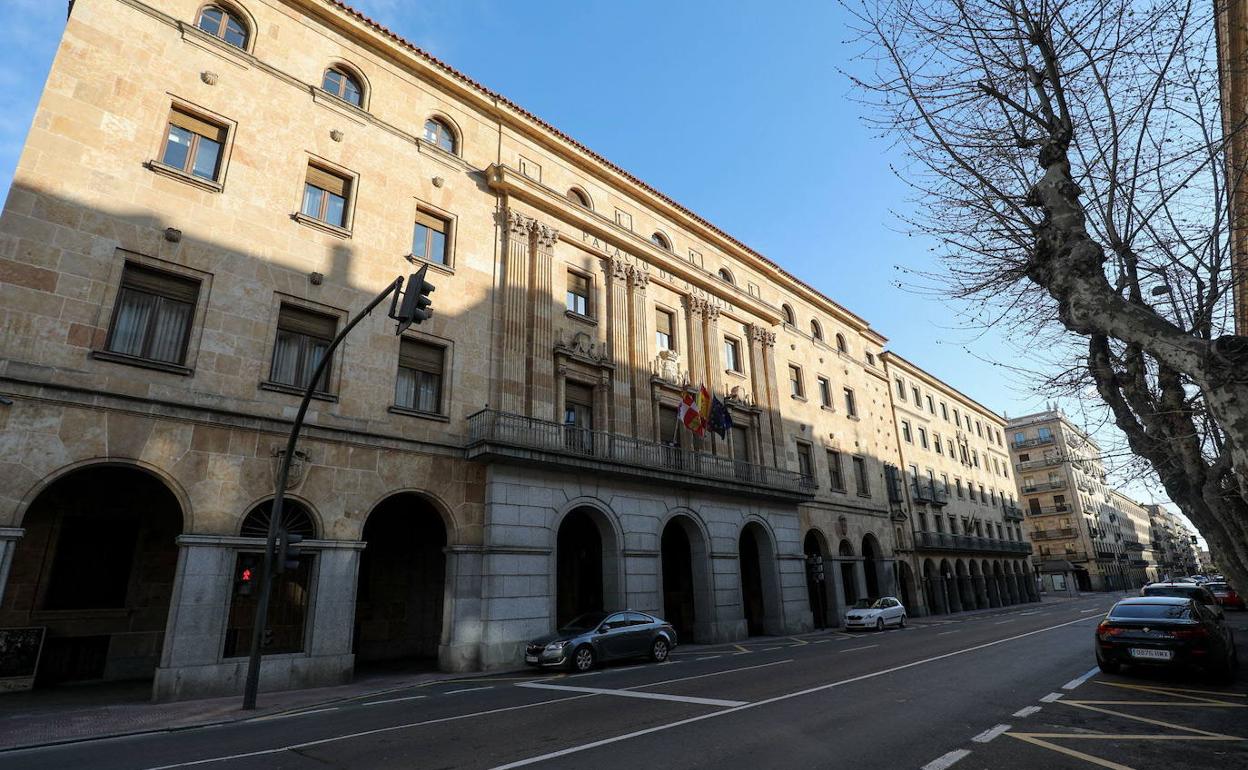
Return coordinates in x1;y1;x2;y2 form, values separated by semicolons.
506;209;532;236
627;264;650;291
684;294;708;318
748;323;776;348
603;256;630;281
532;220;559;249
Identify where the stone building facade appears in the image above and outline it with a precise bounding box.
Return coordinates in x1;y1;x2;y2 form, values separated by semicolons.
0;0;1022;700
883;353;1036;615
1146;505;1200;578
1108;491;1156;587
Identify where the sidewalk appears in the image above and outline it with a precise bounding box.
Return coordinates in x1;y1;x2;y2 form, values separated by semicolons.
0;666;496;752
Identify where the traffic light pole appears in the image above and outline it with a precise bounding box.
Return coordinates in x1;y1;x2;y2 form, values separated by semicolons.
242;276;404;710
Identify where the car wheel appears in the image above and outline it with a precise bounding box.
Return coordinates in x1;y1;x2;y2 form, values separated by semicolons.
898;614;907;628
876;618;885;632
1096;655;1120;675
651;637;670;662
572;645;596;673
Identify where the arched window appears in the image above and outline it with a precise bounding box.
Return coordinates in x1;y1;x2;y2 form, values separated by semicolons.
651;232;672;251
835;333;848;353
567;187;592;208
240;499;317;539
322;66;363;107
810;319;823;341
781;304;795;325
196;4;248;49
717;267;735;284
424;118;457;154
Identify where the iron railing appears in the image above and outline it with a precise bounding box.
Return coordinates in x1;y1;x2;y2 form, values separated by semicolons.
1026;504;1074;516
466;409;816;496
1021;479;1067;493
1030;527;1079;541
1002;502;1024;521
1014;455;1065;472
909;475;949;506
913;531;1034;555
1013;435;1056;449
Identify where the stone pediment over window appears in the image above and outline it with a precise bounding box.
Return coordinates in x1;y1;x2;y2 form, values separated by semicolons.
555;330;613;369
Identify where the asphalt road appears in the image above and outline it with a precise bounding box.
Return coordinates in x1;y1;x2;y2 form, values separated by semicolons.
3;594;1244;770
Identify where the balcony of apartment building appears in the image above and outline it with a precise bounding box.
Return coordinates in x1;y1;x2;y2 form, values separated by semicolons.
1002;500;1024;522
908;474;949;507
1021;478;1067;493
1026;502;1075;517
912;531;1034;555
1012;433;1057;450
1030;527;1079;541
1013;455;1065;473
466;409;817;501
1125;541;1145;552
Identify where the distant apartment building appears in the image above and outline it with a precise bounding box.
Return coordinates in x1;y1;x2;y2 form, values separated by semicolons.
1108;491;1156;587
1007;410;1131;591
883;354;1036;616
1146;505;1200;578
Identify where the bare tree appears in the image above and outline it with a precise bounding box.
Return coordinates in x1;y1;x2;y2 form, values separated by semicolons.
845;0;1248;588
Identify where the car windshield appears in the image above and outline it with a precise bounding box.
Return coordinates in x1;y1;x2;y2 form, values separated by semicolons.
852;599;885;609
1143;585;1205;601
1110;603;1193;621
558;612;608;633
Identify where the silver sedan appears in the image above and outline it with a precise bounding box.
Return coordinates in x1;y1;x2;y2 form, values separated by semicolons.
844;596;907;631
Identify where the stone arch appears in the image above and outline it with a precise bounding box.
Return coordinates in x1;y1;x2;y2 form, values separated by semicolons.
982;559;1001;608
969;559;987;610
358;487;458;542
659;509;713;643
353;492;450;667
4;464;185;686
423;111;463;154
236;493;322;540
942;558;962;612
861;533;883;598
13;458;194;532
739;520;782;636
803;528;834;629
552;501;623;627
955;559;974;611
925;558;947;615
195;1;257;52
897;559;918;614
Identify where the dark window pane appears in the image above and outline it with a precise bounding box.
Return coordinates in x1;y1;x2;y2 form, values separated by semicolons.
224;17;247;48
325;192;346;227
162;125;193;170
301;184;325;219
108;288;156;357
197;7;223;35
322;69;343;94
191;136;222;180
412;223;429;258
1110;603;1193;620
429;229;446;264
342;77;362;106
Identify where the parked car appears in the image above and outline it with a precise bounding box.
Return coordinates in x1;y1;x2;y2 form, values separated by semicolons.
844;597;907;631
1207;582;1246;611
524;611;677;672
1095;597;1237;682
1140;582;1223;619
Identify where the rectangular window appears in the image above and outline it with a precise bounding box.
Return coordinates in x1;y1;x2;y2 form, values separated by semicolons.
566;271;591;316
827;450;845;490
656;309;675;351
934;433;943;455
975;420;983;437
853;456;871;496
956;478;964;498
796;441;814;479
161;107;226;181
925;395;935;414
411;210;449;265
224;552;311;657
918;427;928;449
895;379;906;400
270;304;337;391
301;165;350;228
818;376;832;407
105;263;200;365
843;387;857;417
953;408;960;426
725;337;742;373
912;386;921;405
968;484;976;502
395;338;445;413
788;364;804;398
901;420;913;443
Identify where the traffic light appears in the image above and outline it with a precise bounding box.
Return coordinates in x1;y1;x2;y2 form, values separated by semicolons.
235;553;259;597
276;528;303;574
262;628;274;648
393;264;435;333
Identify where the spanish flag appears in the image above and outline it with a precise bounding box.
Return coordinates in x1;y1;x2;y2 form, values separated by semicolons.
678;385;712;437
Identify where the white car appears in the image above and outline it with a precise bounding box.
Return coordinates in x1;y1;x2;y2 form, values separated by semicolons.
844;596;907;631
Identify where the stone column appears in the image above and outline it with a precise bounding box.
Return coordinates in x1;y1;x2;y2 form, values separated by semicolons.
1006;573;1020;604
852;560;869;602
987;575;1002;608
0;527;24;608
974;574;989;609
703;305;730;458
497;210;531;414
746;324;782;467
829;559;848;624
528;222;559;422
683;296;707;392
946;573;963;612
627;266;653;438
604;257;632;435
440;546;483;672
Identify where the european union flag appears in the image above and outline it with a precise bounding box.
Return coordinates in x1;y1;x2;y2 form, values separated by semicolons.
709;395;733;439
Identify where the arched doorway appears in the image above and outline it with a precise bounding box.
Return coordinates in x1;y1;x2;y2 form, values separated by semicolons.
983;560;1000;607
942;559;961;612
923;559;945;615
897;560;917;613
969;560;987;609
661;515;710;642
1073;565;1092;592
739;522;778;636
804;530;831;629
993;561;1008;605
955;559;974;610
353;493;447;667
556;506;620;627
861;534;882;598
838;539;858;608
3;465;183;686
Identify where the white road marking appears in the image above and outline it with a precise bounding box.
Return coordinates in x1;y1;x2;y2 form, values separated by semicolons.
361;695;428;706
628;659;792;690
759;646;782;651
696;655;721;661
249;707;338;722
841;645;878;653
972;723;1011;743
487;614;1102;769
1062;666;1099;690
140;693;598;769
813;639;834;644
1018;611;1039;616
445;687;492;695
516;682;747;708
994;620;1014;625
1079;608;1101;613
1012;705;1042;717
921;749;971;770
937;630;960;636
1040;692;1064;703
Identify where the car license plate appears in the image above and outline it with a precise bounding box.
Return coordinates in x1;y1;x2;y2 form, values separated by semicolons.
1129;648;1172;660
525;654;538;663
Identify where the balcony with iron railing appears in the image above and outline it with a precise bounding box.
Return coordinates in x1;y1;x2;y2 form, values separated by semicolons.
909;476;949;507
1125;541;1145;552
466;409;817;501
912;531;1034;555
1021;479;1067;493
1013;434;1056;449
1026;504;1074;516
1030;527;1079;541
1014;455;1065;472
1002;501;1024;521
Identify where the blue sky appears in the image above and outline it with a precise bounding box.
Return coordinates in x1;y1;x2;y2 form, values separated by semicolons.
0;1;1184;514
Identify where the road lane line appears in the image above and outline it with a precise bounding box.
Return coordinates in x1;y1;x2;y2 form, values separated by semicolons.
696;655;721;661
841;645;878;653
1019;611;1039;616
361;695;427;706
1013;706;1042;717
921;749;971;770
488;614;1102;769
627;659;792;690
972;723;1011;743
445;687;492;695
1079;608;1101;613
1062;667;1100;690
250;707;338;721
994;620;1014;625
142;694;598;769
516;682;746;708
1041;692;1064;703
937;630;959;636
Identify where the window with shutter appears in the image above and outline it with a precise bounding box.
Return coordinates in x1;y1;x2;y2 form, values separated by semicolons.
395;338;445;413
270;304;337;391
105;263;201;365
161;107;227;181
412;210;449;265
655;309;674;351
566;271;591;315
301;165;351;228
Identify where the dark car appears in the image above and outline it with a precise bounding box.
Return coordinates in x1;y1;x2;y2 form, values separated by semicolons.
525;610;677;672
1140;581;1223;619
1206;582;1246;611
1096;597;1237;682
